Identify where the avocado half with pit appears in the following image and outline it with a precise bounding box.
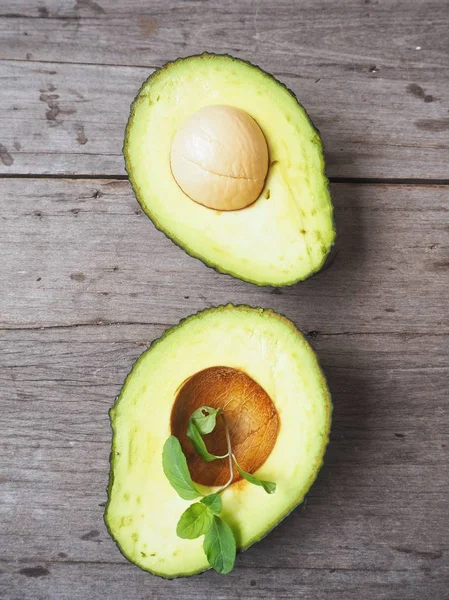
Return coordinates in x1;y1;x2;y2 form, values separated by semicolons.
124;53;335;286
105;305;331;577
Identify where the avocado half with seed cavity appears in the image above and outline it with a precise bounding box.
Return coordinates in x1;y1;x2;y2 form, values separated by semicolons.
105;305;331;578
124;53;335;286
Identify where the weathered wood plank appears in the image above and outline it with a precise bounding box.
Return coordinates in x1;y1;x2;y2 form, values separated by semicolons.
0;179;448;332
0;0;449;177
0;60;447;179
1;0;448;74
1;60;133;176
0;325;448;599
0;561;446;600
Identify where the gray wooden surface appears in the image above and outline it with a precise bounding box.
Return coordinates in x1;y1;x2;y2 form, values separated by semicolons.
1;0;449;178
0;1;448;599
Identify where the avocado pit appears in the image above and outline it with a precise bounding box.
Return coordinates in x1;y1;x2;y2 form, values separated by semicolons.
170;105;269;211
171;366;279;487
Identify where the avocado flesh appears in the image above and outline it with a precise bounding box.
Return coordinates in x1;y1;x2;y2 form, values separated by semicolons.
125;54;335;286
105;305;331;578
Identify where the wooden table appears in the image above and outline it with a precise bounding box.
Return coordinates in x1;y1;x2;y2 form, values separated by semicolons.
1;1;448;598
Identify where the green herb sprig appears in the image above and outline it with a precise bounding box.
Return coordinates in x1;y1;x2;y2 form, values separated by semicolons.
162;406;276;574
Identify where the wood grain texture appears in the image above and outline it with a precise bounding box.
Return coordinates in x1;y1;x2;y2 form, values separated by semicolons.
1;178;449;599
0;325;448;599
1;0;449;177
1;1;449;598
0;178;448;333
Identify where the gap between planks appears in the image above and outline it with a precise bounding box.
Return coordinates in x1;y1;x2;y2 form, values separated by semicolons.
0;557;420;573
1;322;448;337
1;173;449;185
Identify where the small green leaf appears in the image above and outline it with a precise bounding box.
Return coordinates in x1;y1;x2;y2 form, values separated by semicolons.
235;462;276;494
191;406;221;435
201;494;222;515
176;502;214;539
203;516;236;574
187;421;224;462
162;436;201;500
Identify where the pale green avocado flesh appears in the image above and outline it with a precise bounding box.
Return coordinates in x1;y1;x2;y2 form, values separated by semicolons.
124;54;335;286
105;305;332;577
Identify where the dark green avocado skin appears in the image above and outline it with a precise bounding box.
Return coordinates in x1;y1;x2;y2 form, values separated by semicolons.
123;53;336;287
104;304;332;579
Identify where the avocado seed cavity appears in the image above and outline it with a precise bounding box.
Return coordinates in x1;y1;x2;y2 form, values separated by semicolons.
170;105;269;211
171;366;279;487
